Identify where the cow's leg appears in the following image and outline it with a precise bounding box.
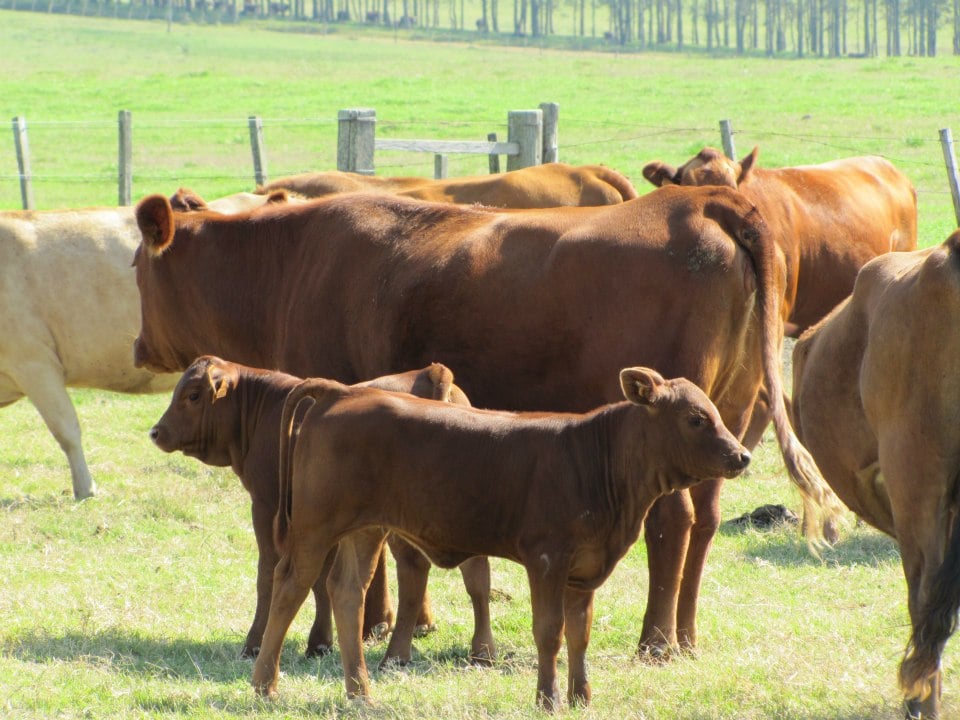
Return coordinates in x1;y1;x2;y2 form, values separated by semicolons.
638;490;693;659
328;528;388;700
460;556;496;664
675;478;724;649
17;366;95;499
381;535;432;666
525;559;568;711
361;545;394;641
252;543;333;697
563;587;594;707
306;549;336;657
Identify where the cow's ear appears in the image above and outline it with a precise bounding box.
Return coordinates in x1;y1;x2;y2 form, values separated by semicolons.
136;194;176;257
169;188;207;212
426;362;456;402
205;362;238;403
642;162;677;187
266;190;289;205
738;146;760;184
620;367;666;406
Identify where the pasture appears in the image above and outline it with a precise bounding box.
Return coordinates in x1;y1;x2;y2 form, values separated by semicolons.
0;10;958;718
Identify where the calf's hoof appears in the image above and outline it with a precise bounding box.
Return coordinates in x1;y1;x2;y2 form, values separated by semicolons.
363;622;391;644
305;642;332;659
379;655;411;671
636;640;677;665
468;646;496;667
240;645;259;660
413;623;438;638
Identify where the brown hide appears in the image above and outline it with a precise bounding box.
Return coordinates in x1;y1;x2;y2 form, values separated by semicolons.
257;162;638;208
254;368;750;707
133;184;841;661
642;146;918;336
149;356;493;664
792;232;960;719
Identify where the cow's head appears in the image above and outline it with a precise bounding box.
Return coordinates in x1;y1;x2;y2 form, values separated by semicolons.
642;146;760;189
149;355;241;466
619;366;750;492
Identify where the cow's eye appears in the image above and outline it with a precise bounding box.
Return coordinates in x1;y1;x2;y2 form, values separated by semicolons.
188;391;201;402
689;414;706;428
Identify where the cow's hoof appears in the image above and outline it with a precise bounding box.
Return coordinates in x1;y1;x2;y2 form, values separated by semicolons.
468;647;495;667
363;622;391;644
636;642;676;665
379;655;410;671
413;623;438;638
305;643;332;659
240;645;260;660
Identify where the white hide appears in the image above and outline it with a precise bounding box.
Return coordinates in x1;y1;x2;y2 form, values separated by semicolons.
0;192;265;499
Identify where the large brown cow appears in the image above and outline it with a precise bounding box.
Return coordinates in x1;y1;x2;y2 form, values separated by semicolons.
642;146;917;337
792;232;960;720
149;356;492;663
252;367;752;709
132;185;842;663
256;162;638;208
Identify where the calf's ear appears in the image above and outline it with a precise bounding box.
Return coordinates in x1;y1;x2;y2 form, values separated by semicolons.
136;194;176;257
620;367;666;406
641;162;678;187
738;146;760;184
205;362;239;403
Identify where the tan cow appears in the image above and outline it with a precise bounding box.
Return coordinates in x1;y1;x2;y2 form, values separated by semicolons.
132;185;842;665
257;162;638;207
642;146;917;337
252;367;751;709
792;232;960;719
0;191;289;499
149;356;492;663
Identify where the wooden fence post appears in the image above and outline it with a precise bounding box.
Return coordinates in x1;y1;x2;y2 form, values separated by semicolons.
506;109;542;171
941;128;960;227
433;154;448;179
337;108;376;175
540;101;559;163
12;116;34;210
249;115;268;187
719;119;736;161
487;132;501;173
118;109;132;206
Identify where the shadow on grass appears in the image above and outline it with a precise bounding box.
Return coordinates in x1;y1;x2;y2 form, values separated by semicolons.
718;522;900;568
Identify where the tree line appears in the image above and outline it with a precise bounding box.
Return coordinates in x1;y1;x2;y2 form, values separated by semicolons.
35;0;960;54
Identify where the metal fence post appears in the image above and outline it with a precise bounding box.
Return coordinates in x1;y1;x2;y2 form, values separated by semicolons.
118;110;132;206
540;101;559;163
249;115;268;187
940;128;960;227
719;119;736;161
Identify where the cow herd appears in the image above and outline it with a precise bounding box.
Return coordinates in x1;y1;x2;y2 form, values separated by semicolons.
2;152;955;717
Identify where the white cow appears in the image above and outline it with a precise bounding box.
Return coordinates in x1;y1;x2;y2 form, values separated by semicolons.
0;191;278;499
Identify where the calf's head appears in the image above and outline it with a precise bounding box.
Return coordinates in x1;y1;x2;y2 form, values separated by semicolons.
619;367;750;490
642;146;760;189
149;355;241;467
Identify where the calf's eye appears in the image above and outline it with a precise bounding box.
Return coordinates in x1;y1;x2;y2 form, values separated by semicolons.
188;391;201;402
689;414;706;428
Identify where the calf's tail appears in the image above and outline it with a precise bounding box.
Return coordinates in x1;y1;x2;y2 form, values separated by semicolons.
275;379;330;553
899;489;960;703
715;195;846;548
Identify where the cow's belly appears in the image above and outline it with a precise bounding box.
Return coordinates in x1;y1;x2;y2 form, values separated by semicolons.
567;544;622;590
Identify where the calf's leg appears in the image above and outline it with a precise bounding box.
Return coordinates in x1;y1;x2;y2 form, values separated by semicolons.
362;546;395;641
382;535;433;666
525;558;569;711
563;587;594;707
328;529;389;700
460;556;496;664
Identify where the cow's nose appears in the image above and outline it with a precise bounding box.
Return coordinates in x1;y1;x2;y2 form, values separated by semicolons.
149;426;161;443
736;450;751;469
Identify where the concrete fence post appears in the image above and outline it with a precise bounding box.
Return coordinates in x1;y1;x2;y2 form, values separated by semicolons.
540;101;559;163
248;115;268;187
337;108;376;175
506;109;542;171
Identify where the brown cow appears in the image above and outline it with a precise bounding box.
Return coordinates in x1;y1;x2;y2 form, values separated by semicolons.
149;356;492;664
256;162;638;208
252;367;752;709
133;185;842;663
792;232;960;720
642;146;918;337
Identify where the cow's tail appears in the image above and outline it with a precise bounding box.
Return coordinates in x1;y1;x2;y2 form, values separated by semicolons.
275;379;327;554
721;197;846;549
899;479;960;703
595;166;640;201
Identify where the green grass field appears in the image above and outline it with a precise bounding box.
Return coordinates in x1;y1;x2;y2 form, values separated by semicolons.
1;10;959;718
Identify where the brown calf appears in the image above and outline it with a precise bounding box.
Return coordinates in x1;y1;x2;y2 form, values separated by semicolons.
149;356;493;663
252;367;750;709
